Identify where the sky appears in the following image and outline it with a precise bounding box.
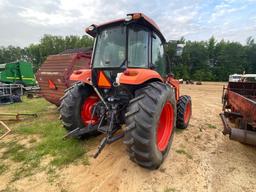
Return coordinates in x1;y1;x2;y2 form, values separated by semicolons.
0;0;255;47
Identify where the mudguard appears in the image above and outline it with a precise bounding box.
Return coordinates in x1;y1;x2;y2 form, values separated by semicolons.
166;77;180;101
70;69;92;85
119;68;163;85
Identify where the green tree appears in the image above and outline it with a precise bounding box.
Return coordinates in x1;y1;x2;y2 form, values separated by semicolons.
208;36;216;67
26;34;94;71
213;41;246;81
245;37;256;73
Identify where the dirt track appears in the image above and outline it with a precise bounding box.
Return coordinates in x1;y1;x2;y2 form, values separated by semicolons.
2;82;256;192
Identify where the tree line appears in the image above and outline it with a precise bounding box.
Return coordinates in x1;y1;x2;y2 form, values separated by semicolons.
0;35;255;81
167;36;256;81
0;35;94;71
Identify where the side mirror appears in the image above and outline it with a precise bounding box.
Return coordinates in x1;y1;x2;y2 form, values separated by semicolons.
176;44;185;56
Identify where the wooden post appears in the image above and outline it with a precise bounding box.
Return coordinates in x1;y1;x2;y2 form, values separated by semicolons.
0;121;11;139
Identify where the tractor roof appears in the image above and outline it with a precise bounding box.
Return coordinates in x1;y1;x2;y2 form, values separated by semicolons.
86;13;166;43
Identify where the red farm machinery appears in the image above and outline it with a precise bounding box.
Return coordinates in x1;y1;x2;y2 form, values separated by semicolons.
220;77;256;146
59;13;192;169
36;48;92;106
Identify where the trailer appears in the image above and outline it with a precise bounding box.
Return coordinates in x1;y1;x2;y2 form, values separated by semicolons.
36;48;92;106
220;81;256;146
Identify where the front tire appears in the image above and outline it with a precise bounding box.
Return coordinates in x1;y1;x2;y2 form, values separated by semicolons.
176;95;192;129
124;82;177;169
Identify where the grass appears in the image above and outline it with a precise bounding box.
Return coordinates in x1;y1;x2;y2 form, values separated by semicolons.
0;186;18;192
0;128;4;134
175;128;185;134
47;166;61;183
206;123;217;129
175;149;193;160
1;141;27;162
0;97;50;114
0;97;89;182
0;163;9;175
164;187;176;192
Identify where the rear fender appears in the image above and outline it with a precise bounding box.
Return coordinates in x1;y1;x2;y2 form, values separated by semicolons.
166;77;180;101
118;68;163;85
70;69;92;85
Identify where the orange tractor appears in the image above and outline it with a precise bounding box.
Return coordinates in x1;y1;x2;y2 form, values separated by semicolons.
59;13;192;169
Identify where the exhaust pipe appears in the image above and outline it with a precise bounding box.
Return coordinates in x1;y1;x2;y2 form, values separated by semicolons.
220;113;256;146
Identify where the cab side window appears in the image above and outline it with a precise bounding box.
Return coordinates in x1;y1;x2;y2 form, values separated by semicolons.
152;34;166;76
128;26;149;68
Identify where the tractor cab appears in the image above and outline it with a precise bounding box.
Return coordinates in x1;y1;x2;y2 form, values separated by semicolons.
86;13;169;88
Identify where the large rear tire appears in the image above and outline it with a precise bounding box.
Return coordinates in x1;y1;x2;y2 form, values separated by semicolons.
176;95;192;129
59;82;99;133
124;82;176;169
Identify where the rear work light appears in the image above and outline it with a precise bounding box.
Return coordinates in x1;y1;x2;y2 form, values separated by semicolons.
125;15;133;21
126;13;142;22
132;13;141;20
88;25;95;31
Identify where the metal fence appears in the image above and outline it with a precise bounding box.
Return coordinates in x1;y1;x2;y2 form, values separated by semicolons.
0;83;23;104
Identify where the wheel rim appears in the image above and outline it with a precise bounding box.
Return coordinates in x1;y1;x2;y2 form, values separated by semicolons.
157;102;174;152
184;101;191;124
81;96;99;125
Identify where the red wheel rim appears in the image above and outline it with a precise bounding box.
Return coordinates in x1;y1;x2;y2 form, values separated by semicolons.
81;96;99;125
157;102;174;151
184;101;191;124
